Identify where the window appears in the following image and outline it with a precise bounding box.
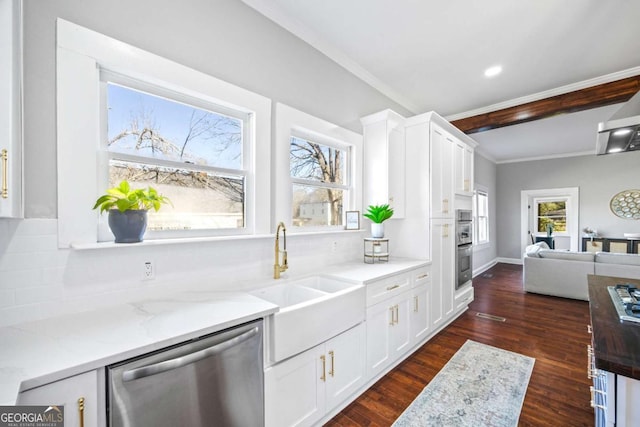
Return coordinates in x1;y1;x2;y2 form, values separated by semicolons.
535;199;567;234
473;187;489;245
289;135;349;227
101;75;249;236
56;19;271;247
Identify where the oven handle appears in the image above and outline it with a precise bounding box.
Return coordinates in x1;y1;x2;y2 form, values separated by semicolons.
122;326;259;382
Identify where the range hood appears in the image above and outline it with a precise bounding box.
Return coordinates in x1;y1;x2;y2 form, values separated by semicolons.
596;90;640;155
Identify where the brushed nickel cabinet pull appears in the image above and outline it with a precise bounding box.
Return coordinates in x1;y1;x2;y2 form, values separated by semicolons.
320;355;326;382
394;305;399;324
78;397;85;427
443;198;449;213
414;296;419;312
386;284;400;291
328;351;335;377
443;224;449;238
389;306;395;326
1;149;8;199
417;273;429;280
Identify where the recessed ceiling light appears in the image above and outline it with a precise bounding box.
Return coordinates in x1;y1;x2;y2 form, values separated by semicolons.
484;65;502;78
613;128;632;136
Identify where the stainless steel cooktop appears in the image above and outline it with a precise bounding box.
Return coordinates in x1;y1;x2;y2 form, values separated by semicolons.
608;284;640;324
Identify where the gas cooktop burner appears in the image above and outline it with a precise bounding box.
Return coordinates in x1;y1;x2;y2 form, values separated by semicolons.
608;284;640;324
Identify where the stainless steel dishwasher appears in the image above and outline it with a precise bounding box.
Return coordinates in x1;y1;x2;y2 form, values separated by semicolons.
107;319;263;427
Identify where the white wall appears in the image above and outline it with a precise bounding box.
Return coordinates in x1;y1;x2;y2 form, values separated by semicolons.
497;151;640;259
472;152;498;274
0;0;409;326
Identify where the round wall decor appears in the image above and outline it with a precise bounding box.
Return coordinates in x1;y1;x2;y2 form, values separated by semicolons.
610;189;640;219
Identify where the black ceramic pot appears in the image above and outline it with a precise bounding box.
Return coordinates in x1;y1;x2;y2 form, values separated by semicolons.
108;209;148;243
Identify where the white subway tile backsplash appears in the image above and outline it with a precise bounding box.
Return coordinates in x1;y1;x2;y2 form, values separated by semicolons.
0;219;365;327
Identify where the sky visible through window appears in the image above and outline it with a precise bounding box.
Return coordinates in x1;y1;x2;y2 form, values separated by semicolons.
107;83;242;170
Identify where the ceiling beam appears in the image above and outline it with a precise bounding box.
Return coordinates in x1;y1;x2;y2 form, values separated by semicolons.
451;75;640;134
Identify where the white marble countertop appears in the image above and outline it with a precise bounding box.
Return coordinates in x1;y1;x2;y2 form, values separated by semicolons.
0;257;428;406
0;290;278;405
326;257;430;283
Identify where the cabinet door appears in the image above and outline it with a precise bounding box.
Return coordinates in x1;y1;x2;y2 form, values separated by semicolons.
0;0;22;218
265;345;325;427
390;294;412;358
411;284;430;344
430;123;453;218
365;301;393;379
431;219;455;328
387;124;406;218
325;323;365;412
17;370;100;427
454;140;473;196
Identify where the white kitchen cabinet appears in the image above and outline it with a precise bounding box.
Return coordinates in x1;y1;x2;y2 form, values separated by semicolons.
0;0;22;218
17;369;101;427
455;284;474;312
430;218;455;329
454;139;474;196
410;266;431;344
365;290;412;379
265;323;365;427
361;110;405;218
430;122;454;219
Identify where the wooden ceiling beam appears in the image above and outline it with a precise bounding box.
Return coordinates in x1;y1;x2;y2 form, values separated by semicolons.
451;75;640;134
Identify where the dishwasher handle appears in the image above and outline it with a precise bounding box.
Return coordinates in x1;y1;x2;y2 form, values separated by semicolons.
122;326;259;382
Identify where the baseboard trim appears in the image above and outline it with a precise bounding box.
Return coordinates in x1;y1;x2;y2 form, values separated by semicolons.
497;257;523;265
473;259;498;277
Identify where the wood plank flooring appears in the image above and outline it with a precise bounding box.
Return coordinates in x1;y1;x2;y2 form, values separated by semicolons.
325;263;594;426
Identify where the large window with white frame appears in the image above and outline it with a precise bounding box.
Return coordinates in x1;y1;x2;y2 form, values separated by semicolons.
289;134;350;227
473;187;489;245
534;197;568;235
100;72;251;238
56;19;271;247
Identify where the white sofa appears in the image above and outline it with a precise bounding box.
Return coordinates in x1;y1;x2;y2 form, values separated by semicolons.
523;244;640;301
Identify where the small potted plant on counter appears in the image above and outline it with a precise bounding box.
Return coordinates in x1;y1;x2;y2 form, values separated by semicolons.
93;180;171;243
363;204;394;238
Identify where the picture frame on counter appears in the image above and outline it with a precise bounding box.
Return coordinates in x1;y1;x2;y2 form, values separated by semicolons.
345;211;360;230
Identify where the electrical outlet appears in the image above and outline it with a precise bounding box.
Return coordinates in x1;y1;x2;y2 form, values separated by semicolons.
143;261;155;280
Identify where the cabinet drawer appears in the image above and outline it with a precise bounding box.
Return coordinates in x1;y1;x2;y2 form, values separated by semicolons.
366;273;411;307
412;266;431;288
455;285;474;310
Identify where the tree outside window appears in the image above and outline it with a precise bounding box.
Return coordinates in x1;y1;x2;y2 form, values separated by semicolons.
536;200;567;233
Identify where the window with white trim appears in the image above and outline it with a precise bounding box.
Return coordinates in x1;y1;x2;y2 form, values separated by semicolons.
473;187;489;245
289;134;350;227
534;198;567;235
100;73;250;239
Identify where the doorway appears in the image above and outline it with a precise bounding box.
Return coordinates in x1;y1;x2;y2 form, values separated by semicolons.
520;187;579;256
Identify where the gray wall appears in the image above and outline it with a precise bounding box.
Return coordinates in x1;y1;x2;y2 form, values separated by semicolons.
497;151;640;259
473;152;498;272
22;0;411;217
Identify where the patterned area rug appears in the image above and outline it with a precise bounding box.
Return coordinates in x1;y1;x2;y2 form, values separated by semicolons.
393;340;535;427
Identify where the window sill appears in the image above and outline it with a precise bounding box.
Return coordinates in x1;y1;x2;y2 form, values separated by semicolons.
70;229;366;250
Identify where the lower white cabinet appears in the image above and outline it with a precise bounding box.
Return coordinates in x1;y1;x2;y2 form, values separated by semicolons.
410;283;430;343
431;219;455;329
365;290;412;379
455;285;474;312
17;369;101;427
265;323;365;427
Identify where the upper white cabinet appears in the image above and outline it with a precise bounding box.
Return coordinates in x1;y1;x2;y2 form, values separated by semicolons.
430;122;454;219
454;139;474;196
361;110;405;218
0;0;22;218
17;369;102;427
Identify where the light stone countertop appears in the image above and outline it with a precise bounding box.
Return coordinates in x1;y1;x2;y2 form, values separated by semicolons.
0;257;429;406
0;290;278;405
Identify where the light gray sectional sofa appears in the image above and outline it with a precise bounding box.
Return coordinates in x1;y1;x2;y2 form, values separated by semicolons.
523;243;640;301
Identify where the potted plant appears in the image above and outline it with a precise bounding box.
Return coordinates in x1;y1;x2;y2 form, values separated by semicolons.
93;180;171;243
363;204;394;238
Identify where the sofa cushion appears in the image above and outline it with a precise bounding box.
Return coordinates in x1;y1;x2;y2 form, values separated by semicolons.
525;241;550;257
595;252;640;266
538;250;595;262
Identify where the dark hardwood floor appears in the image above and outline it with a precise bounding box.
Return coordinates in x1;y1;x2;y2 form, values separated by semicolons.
325;263;593;426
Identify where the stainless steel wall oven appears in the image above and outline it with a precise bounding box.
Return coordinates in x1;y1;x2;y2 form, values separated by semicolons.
456;209;473;289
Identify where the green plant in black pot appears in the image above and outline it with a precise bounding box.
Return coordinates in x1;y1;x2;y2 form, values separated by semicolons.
363;204;394;238
93;180;171;243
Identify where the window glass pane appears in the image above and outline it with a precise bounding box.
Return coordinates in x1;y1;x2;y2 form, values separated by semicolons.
537;201;566;232
292;184;344;227
110;160;244;230
107;83;242;169
478;217;488;242
478;193;488;216
290;136;345;185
